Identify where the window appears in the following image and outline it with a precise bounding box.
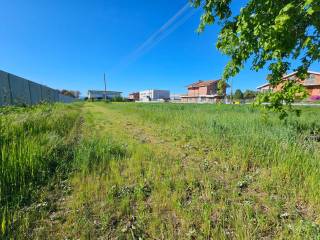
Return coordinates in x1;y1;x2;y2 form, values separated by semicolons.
305;74;316;85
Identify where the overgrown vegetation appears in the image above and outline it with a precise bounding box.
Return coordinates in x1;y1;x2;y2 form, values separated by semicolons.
1;102;320;239
56;102;320;239
0;103;82;237
192;0;320;115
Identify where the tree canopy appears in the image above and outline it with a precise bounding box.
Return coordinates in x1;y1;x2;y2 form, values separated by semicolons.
192;0;320;117
60;90;80;99
243;89;258;99
234;89;244;100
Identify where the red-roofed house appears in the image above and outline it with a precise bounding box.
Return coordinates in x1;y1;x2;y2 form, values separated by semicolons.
181;80;227;103
257;71;320;98
128;92;140;102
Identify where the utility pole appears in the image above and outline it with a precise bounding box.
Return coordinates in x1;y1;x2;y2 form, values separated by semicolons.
104;73;107;101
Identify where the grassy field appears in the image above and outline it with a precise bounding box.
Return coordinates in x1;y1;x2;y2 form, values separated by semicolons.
1;102;320;239
0;103;82;238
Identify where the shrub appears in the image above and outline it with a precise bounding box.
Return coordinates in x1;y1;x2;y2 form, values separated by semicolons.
310;95;320;101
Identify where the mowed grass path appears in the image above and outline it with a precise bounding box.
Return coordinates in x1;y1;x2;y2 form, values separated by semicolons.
46;102;320;239
2;102;319;239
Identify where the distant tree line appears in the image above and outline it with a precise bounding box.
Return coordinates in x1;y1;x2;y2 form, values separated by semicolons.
60;90;80;99
232;89;259;101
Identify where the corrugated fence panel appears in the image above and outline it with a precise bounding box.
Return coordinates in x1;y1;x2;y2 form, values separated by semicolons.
41;86;58;103
29;81;42;105
9;74;31;105
0;70;11;106
40;86;49;103
0;70;77;106
59;94;75;103
49;89;59;102
53;89;59;102
58;94;65;103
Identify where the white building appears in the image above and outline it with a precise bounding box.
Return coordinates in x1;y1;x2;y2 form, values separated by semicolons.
170;94;182;101
87;90;122;99
139;90;170;102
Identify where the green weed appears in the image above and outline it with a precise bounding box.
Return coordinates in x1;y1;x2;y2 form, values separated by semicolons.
0;103;82;237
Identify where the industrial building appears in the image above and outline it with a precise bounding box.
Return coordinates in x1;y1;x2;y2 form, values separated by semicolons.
139;90;170;102
170;94;183;101
87;90;122;100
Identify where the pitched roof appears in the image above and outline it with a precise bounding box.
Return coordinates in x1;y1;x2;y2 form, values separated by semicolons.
257;70;320;89
283;70;320;79
257;83;271;89
88;90;122;94
187;80;220;88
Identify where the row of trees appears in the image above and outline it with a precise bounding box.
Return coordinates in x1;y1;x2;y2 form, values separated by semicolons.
232;89;258;100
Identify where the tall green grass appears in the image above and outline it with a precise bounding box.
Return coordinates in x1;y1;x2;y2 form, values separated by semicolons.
2;102;320;238
113;104;320;203
64;102;320;239
0;103;82;236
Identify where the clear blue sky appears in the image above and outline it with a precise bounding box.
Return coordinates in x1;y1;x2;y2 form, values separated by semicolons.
1;0;319;97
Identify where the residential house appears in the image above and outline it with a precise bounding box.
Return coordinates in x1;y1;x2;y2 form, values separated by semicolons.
181;80;227;103
256;83;271;93
87;90;122;100
128;92;140;102
257;71;320;98
139;90;170;102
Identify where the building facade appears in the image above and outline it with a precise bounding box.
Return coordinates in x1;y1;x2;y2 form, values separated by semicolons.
256;83;271;93
170;94;183;101
128;92;140;102
181;80;227;103
257;71;320;98
139;90;170;102
87;90;122;100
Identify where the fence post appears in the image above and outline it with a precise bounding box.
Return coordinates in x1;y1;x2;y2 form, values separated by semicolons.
27;81;32;105
40;86;43;103
7;73;13;105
